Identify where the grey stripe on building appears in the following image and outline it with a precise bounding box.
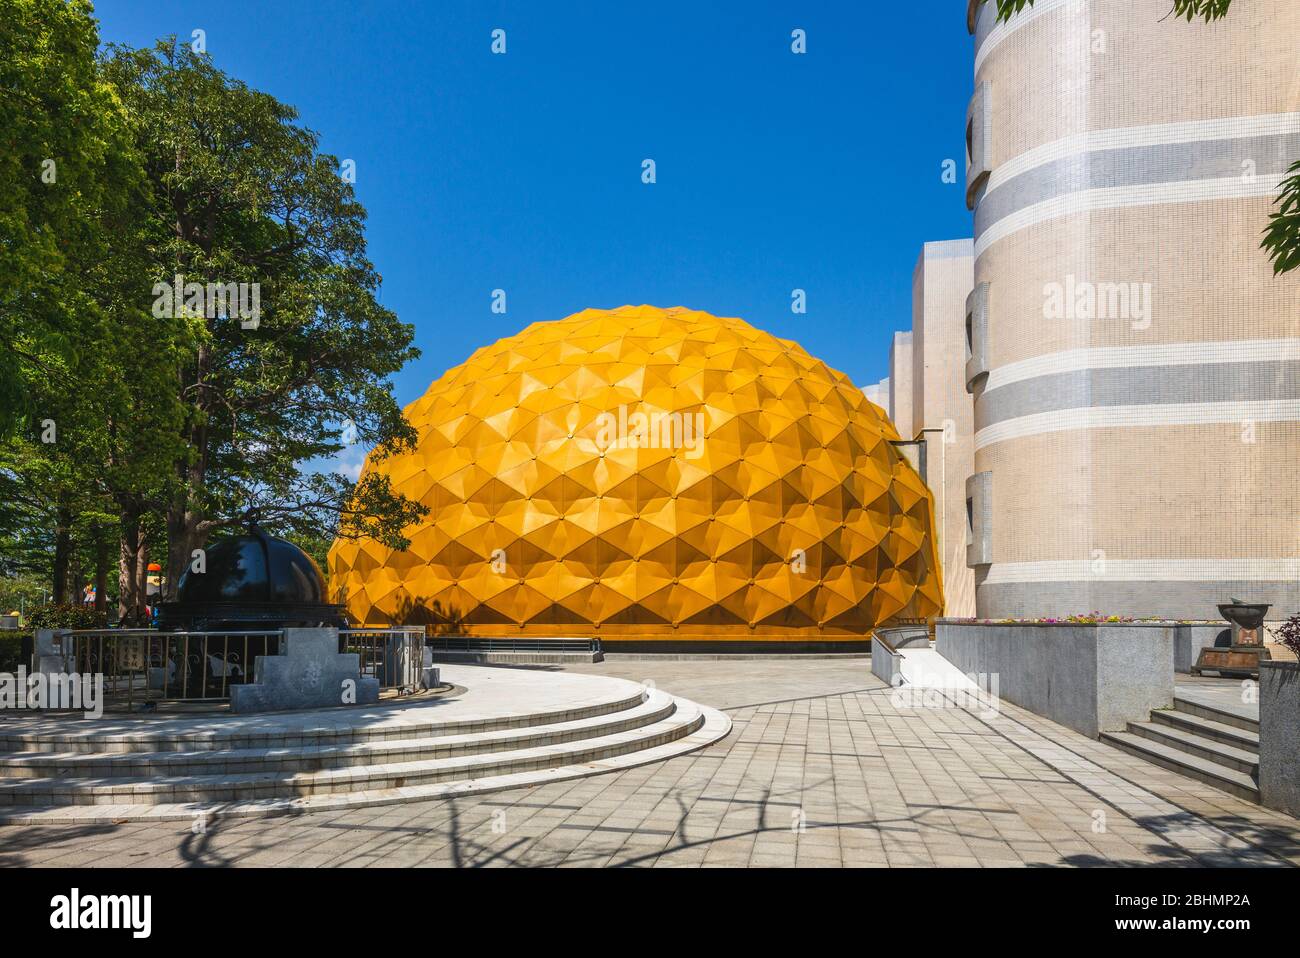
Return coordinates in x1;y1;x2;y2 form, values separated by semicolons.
974;360;1300;431
974;132;1300;237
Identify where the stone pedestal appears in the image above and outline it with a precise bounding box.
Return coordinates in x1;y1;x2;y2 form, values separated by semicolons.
421;648;440;690
34;629;66;676
230;627;379;714
1191;624;1271;678
1194;604;1274;678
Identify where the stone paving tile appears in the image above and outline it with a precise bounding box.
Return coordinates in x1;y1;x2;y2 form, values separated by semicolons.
1;659;1297;868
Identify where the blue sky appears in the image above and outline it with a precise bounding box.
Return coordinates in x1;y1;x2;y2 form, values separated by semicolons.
95;0;975;409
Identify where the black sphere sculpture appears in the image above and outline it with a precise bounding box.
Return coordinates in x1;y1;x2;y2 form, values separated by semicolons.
157;525;346;632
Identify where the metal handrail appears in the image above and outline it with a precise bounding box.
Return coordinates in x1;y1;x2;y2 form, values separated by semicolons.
45;626;431;704
870;630;899;655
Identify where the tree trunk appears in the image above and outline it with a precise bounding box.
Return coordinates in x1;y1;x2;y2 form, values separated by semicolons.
136;528;149;624
52;503;72;605
94;525;109;615
118;501;141;626
165;401;211;602
69;548;84;610
165;498;195;602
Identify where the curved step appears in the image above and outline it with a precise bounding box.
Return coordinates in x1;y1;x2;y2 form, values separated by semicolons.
0;692;678;780
0;701;704;807
0;689;647;755
0;704;732;824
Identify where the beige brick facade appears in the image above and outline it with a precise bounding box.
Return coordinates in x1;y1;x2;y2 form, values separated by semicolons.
966;0;1300;619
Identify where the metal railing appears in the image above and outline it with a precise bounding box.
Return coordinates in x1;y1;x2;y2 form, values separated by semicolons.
52;629;283;704
426;635;601;655
46;626;431;705
340;627;427;693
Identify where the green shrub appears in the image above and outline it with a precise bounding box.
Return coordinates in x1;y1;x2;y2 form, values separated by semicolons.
24;604;107;631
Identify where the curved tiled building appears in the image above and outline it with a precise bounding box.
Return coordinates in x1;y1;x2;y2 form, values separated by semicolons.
964;0;1300;619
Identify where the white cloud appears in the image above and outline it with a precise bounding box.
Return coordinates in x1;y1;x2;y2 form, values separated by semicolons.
332;449;366;482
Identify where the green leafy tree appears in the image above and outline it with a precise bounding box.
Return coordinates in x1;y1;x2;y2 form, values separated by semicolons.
0;0;139;437
0;307;185;623
0;572;48;618
992;0;1296;275
0;0;182;623
1;21;423;617
0;445;58;585
101;41;426;596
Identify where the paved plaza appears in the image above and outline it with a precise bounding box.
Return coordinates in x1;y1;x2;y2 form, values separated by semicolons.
2;658;1297;868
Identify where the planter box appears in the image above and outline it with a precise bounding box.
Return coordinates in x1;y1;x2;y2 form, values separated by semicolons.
1259;661;1300;817
935;619;1175;738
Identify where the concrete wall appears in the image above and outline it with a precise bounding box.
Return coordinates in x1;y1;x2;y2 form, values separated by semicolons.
1172;623;1229;674
864;376;890;413
870;628;929;686
875;243;978;620
888;331;914;441
936;619;1174;737
1259;661;1300;817
870;634;902;687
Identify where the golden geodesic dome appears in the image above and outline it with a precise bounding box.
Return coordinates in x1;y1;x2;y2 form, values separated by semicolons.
328;305;942;643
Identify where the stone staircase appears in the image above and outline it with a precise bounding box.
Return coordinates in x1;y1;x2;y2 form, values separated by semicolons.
1100;693;1259;802
0;667;730;823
